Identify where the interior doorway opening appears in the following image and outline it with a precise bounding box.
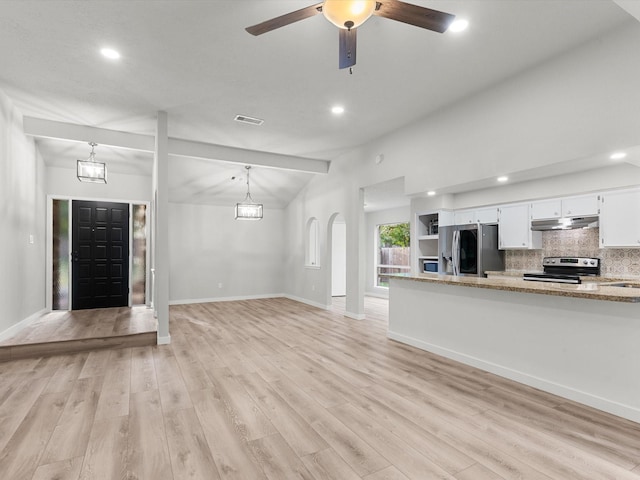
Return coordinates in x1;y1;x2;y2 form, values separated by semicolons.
328;213;347;303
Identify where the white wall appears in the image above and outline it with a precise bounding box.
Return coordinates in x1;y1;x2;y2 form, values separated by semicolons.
0;89;47;335
365;206;410;298
452;163;640;210
284;149;366;316
345;22;640;199
46;166;152;202
168;202;285;303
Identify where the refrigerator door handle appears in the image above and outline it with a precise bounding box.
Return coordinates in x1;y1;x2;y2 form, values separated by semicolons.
452;230;460;276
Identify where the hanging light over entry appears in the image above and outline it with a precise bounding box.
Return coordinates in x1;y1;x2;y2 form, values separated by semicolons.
77;142;107;183
235;166;263;220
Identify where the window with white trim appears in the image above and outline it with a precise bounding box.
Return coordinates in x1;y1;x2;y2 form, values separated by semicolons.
376;222;410;287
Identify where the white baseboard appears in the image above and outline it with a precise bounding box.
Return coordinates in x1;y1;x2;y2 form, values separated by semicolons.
365;290;389;299
157;334;171;345
388;330;640;424
344;311;366;320
0;308;48;343
282;295;329;311
169;293;284;306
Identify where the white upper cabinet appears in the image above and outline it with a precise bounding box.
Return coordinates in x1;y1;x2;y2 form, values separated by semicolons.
530;194;599;220
476;207;499;224
453;207;499;225
561;194;599;217
531;199;561;220
599;188;640;247
498;203;542;249
454;209;476;225
437;210;455;227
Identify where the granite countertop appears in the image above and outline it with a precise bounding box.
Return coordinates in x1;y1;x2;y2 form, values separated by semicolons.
391;273;640;303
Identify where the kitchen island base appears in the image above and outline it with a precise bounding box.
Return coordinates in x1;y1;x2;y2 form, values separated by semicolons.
389;277;640;423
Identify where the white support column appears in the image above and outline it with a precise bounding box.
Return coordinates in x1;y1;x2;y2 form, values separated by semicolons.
345;187;366;320
154;111;170;344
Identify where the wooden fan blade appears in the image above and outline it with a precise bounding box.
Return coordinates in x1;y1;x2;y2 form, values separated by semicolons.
339;28;357;69
373;0;455;33
246;3;323;36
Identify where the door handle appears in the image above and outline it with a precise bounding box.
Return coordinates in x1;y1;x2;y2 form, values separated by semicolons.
72;251;79;262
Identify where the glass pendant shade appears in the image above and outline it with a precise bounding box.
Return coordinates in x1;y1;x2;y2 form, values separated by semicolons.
323;0;376;29
235;200;263;220
77;159;107;183
77;142;107;183
235;166;263;220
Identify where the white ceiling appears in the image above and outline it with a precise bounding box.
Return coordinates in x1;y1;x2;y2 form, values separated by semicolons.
0;0;635;208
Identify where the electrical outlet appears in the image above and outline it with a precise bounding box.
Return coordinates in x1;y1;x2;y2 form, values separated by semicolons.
312;285;315;291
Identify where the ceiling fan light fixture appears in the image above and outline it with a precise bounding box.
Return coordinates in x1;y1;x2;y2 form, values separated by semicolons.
322;0;376;29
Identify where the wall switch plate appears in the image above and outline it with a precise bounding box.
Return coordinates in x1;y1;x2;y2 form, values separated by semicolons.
29;234;34;244
218;283;223;289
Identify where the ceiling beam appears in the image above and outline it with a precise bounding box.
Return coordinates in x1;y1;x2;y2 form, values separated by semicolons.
23;116;155;152
23;116;330;175
167;138;328;174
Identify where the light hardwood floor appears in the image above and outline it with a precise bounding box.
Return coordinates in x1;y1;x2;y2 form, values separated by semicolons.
0;297;639;479
0;306;157;361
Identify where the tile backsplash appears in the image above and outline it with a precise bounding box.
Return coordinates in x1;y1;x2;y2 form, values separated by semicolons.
505;228;640;277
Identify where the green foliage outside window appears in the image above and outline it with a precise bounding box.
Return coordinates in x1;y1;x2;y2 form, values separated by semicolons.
378;222;410;248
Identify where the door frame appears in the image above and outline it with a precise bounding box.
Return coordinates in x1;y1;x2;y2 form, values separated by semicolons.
46;194;151;311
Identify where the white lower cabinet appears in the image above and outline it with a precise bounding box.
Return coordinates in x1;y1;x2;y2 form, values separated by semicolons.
599;188;640;247
498;204;541;249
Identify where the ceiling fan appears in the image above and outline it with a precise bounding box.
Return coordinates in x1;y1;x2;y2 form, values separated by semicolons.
246;0;455;70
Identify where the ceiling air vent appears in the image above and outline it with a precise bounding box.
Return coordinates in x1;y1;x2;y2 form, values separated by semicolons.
234;114;264;126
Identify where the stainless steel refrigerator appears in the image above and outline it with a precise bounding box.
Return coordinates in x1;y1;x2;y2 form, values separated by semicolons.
439;224;505;276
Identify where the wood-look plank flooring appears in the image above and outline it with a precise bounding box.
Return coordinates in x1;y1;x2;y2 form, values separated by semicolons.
0;296;639;480
0;306;157;360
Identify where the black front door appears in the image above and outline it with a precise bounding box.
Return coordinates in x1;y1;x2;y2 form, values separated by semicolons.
72;200;129;310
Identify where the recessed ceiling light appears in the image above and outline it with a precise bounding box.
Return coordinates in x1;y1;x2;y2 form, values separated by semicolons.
100;48;120;60
427;191;436;196
610;151;627;160
449;19;469;33
497;176;508;183
331;105;345;115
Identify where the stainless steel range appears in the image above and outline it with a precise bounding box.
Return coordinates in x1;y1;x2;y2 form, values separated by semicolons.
523;257;600;284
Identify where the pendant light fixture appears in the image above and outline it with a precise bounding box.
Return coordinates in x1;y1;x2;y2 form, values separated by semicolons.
235;166;263;220
77;142;107;183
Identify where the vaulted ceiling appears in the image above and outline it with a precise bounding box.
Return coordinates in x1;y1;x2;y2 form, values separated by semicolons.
0;1;636;208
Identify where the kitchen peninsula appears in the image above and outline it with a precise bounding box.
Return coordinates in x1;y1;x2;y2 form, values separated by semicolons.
388;273;640;422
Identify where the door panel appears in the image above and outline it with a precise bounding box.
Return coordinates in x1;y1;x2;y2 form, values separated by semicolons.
72;200;130;310
458;229;478;274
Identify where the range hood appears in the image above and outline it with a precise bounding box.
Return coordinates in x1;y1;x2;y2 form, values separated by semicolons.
531;216;599;231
